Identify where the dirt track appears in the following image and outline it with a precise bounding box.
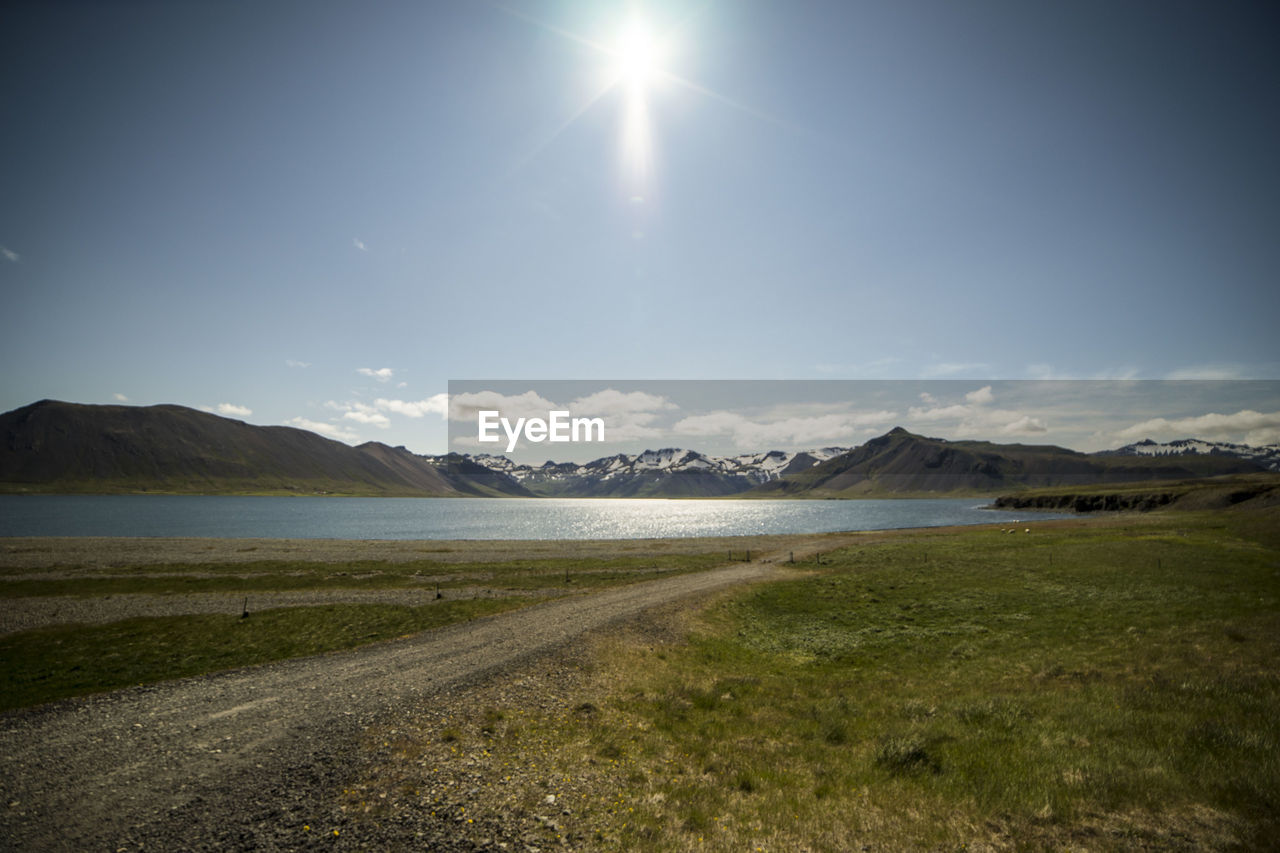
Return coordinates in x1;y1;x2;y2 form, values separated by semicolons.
0;558;784;851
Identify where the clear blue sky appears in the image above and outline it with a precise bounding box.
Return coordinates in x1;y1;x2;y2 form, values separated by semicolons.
2;1;1277;454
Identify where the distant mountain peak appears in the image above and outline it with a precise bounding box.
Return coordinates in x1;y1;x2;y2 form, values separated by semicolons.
0;399;531;496
466;443;853;497
1104;437;1280;471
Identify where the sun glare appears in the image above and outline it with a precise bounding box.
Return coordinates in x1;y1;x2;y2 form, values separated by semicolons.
617;19;658;91
613;16;663;197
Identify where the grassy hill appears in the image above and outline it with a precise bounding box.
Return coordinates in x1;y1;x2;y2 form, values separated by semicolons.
0;400;529;496
751;427;1265;498
991;472;1280;512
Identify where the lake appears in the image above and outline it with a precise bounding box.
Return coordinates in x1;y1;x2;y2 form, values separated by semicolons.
0;495;1068;540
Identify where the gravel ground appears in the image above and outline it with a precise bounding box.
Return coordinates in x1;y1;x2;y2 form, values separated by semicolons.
0;531;865;636
0;556;789;851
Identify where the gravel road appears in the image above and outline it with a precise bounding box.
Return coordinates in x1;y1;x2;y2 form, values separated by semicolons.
0;559;781;851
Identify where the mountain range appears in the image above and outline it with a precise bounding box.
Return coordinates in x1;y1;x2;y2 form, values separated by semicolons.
1;399;1275;498
744;427;1270;497
470;446;850;497
1101;438;1280;471
0;400;531;497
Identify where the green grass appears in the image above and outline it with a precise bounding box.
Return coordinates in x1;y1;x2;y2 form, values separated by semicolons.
994;472;1280;513
0;553;725;597
0;552;729;710
382;510;1280;850
0;598;524;712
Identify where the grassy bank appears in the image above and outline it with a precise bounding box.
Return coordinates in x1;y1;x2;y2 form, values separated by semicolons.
367;509;1280;850
993;472;1280;513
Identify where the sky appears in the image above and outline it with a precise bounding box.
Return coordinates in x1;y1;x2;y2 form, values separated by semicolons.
447;380;1280;462
2;1;1278;455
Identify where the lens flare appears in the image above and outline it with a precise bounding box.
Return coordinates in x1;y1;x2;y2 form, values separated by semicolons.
615;17;660;197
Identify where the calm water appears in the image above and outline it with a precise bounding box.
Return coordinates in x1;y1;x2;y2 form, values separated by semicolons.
0;495;1065;540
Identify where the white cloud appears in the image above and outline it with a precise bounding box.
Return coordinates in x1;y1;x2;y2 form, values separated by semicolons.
1000;415;1048;435
448;390;559;423
340;402;391;428
215;403;253;417
1114;409;1280;446
322;394;449;427
286;359;311;368
965;385;994;405
1247;427;1280;445
907;387;1049;439
674;411;755;437
673;409;896;449
357;367;394;382
286;417;359;443
113;393;128;402
566;389;677;441
376;394;449;419
353;238;367;251
1;246;18;263
569;389;676;416
907;403;973;422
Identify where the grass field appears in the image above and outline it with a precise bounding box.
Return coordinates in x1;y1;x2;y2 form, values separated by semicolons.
0;552;726;597
0;598;525;712
0;551;726;711
371;509;1280;850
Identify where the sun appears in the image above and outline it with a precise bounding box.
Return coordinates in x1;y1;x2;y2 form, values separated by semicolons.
610;15;666;195
615;17;662;92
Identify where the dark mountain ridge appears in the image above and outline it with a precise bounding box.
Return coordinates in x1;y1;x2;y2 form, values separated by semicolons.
750;426;1266;497
0;400;528;496
1;401;1269;498
1100;437;1280;471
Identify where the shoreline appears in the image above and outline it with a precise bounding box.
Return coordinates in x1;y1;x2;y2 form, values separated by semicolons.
0;515;1148;637
0;514;1120;569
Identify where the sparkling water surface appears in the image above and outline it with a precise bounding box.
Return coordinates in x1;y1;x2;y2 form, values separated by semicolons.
0;495;1066;540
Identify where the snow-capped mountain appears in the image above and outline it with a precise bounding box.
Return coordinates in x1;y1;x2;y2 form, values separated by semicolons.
469;446;851;497
1102;438;1280;472
463;434;1278;498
